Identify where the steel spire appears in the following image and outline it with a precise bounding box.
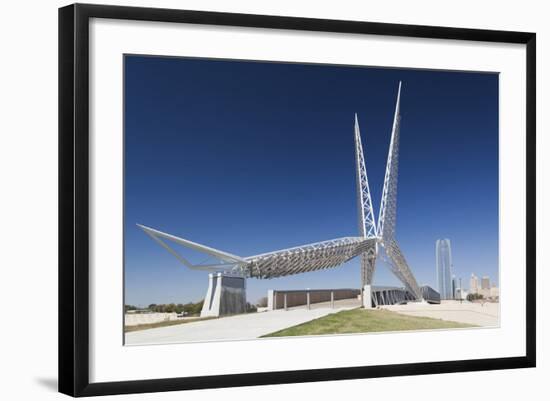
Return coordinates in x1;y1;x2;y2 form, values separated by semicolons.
375;82;422;299
354;114;379;288
354;114;378;239
378;81;402;241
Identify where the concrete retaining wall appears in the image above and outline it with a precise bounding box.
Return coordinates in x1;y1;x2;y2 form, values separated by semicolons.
267;288;360;310
124;312;178;326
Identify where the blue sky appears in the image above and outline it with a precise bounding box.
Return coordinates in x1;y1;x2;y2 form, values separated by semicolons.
124;55;499;307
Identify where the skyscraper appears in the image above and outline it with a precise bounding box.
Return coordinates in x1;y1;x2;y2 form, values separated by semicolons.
436;239;453;300
481;276;491;298
470;273;479;294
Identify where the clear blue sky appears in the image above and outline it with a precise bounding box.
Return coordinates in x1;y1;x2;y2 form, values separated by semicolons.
124;55;499;307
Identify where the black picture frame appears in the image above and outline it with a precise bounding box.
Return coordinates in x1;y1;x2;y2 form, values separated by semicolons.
59;3;536;397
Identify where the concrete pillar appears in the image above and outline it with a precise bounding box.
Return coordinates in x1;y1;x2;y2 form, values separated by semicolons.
267;289;275;311
331;291;334;308
284;293;288;311
201;273;216;316
200;273;247;317
362;285;373;309
306;291;310;310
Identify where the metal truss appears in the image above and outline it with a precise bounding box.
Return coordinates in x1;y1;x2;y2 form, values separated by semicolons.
354;114;379;287
354;81;422;299
354;114;378;239
140;80;423;301
359;246;377;287
381;239;422;299
138;224;248;271
371;286;418;306
246;237;376;279
138;223;376;279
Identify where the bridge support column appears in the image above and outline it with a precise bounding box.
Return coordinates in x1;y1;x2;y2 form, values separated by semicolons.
363;285;373;309
200;272;247;317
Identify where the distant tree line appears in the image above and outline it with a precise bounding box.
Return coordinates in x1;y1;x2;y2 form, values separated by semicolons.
147;300;205;315
126;299;259;315
467;293;484;301
124;300;205;315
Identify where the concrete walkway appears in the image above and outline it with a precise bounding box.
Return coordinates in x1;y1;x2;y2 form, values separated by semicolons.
380;300;500;327
125;298;361;345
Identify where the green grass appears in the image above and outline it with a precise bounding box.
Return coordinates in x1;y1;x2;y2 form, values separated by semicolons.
124;317;215;333
262;308;475;337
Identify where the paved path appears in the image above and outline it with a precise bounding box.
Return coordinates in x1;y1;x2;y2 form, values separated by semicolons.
381;300;499;327
125;298;361;345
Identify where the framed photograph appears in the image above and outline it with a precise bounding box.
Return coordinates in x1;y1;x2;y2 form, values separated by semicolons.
58;3;536;397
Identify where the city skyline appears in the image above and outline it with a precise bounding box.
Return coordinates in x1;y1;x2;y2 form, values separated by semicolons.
469;273;499;289
124;55;499;306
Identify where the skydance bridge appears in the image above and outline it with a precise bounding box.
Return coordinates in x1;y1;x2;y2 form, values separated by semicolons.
138;81;423;316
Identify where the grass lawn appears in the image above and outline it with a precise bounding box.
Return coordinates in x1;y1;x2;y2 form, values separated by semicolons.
262;308;475;337
124;317;215;333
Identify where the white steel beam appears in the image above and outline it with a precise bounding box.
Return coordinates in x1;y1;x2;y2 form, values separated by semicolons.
378;81;402;242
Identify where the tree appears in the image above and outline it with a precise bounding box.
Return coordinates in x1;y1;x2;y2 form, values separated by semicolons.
257;297;268;307
191;300;204;315
142;301;204;315
467;293;484;302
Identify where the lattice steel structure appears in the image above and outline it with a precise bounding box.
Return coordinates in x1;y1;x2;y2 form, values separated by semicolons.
357;81;422;299
140;224;376;279
139;81;422;303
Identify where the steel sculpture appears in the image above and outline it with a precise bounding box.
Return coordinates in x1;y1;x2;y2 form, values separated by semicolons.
139;81;422;305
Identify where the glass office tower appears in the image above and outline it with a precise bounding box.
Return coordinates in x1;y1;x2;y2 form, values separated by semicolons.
436;239;453;300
